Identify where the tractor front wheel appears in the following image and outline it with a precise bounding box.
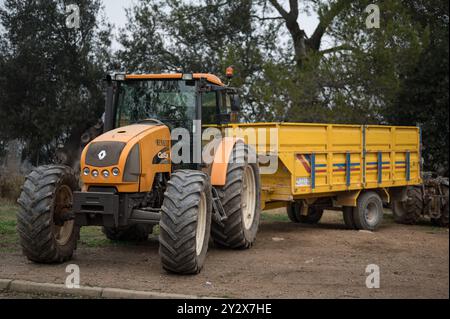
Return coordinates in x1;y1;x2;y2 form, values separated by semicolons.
159;170;212;275
17;165;79;263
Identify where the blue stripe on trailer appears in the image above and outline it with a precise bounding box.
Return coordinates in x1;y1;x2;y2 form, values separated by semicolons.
377;152;383;184
406;151;411;182
311;154;316;189
346;152;351;187
311;153;316;190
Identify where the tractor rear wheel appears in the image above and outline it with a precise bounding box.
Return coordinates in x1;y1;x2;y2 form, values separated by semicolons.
211;143;261;249
103;224;153;242
16;165;79;263
392;186;423;225
159;170;212;274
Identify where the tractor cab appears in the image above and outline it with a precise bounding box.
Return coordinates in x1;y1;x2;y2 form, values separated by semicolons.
103;72;241;134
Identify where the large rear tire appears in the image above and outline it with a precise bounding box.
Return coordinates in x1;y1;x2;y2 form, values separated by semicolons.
103;224;153;242
159;170;212;275
211;143;261;249
392;186;423;225
16;165;79;263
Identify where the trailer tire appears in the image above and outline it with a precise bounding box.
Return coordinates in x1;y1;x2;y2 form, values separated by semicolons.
343;206;358;230
287;202;324;224
352;192;384;231
299;206;324;224
212;143;261;249
159;170;212;275
103;224;153;242
392;187;423;225
287;202;300;223
16;165;79;263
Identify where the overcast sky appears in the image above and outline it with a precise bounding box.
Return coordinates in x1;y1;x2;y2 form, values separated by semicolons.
0;0;322;50
102;0;321;50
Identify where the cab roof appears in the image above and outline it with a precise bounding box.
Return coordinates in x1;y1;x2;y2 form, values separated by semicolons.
125;73;224;86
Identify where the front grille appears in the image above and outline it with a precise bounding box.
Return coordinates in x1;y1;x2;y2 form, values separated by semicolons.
85;142;126;167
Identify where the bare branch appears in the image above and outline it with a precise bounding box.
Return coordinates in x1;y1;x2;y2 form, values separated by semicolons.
268;0;289;19
307;1;351;51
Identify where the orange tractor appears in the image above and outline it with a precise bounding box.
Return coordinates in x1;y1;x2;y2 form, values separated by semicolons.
17;72;261;274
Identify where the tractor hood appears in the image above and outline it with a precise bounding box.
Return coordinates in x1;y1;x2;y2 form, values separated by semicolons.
80;122;172;193
83;124;163;168
94;124;162;144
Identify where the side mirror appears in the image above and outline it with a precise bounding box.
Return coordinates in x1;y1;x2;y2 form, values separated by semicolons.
230;94;241;112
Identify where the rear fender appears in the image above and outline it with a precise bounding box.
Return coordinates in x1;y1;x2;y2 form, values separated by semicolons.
210;137;244;186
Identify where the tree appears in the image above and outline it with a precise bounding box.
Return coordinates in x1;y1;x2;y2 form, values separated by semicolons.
0;0;112;165
387;0;449;174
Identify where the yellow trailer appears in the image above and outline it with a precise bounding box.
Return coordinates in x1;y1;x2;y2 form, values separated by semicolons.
225;123;422;231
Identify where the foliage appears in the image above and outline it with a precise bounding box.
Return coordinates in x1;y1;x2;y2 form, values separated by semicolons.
0;0;112;165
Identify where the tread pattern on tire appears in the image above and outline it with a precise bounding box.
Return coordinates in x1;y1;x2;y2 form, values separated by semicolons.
16;165;79;263
211;143;261;249
159;170;212;274
393;186;423;225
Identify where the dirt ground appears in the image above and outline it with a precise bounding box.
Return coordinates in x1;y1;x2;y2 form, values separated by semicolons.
0;202;448;299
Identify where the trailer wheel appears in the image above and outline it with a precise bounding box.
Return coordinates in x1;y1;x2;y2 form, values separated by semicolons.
212;143;261;249
159;170;212;274
287;202;300;223
392;187;423;225
343;206;358;230
287;202;324;224
352;192;384;231
103;224;153;242
299;206;324;224
16;165;79;263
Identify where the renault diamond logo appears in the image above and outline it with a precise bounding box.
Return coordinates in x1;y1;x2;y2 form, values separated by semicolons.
98;150;107;160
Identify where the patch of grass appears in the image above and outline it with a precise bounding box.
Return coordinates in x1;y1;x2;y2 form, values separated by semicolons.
261;211;289;222
0;220;17;235
79;227;111;248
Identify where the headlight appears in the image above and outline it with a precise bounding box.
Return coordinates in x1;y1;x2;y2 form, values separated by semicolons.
112;168;120;176
83;168;90;176
92;170;99;178
102;170;110;178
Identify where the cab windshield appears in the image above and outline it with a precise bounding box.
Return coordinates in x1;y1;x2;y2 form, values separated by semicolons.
115;80;197;129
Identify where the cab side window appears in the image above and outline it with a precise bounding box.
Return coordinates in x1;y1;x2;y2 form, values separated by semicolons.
202;91;218;125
